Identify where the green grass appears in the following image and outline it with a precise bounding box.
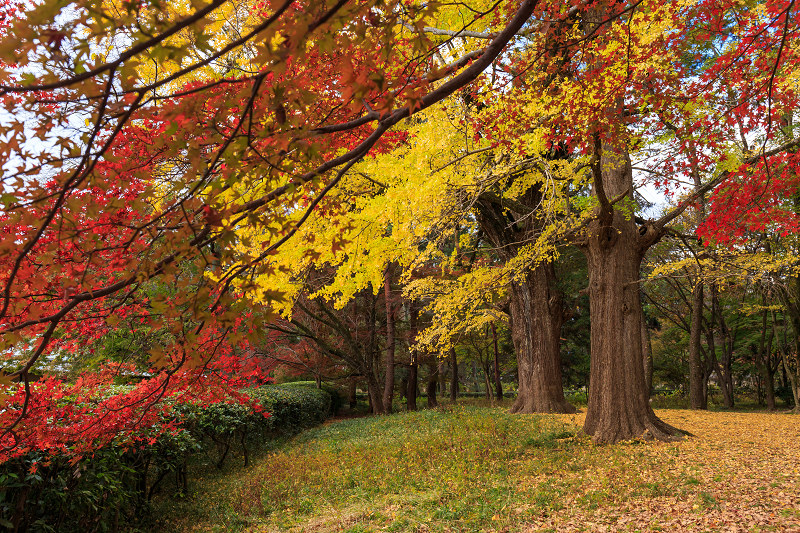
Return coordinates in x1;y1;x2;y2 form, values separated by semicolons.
153;404;585;532
150;405;800;532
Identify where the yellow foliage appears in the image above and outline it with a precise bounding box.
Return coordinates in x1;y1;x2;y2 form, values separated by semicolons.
648;248;800;290
206;0;691;349
210;90;593;344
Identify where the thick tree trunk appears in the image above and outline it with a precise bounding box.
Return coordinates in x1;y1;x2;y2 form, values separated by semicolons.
582;141;682;443
689;283;706;409
382;266;395;414
509;263;574;414
450;347;458;401
491;323;504;400
476;184;572;413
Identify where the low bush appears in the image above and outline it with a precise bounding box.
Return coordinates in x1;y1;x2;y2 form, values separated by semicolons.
565;389;588;407
0;383;333;532
284;381;347;416
649;389;687;409
253;383;334;431
278;380;343;415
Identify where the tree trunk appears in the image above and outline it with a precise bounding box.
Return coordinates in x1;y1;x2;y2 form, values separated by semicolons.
348;378;357;409
407;360;418;411
491;323;504;400
382;265;395;414
482;359;492;400
711;286;734;408
641;309;653;396
687;125;708;410
582;140;682;443
449;347;458;401
365;292;387;415
438;359;447;398
475;186;571;413
763;362;776;410
366;371;386;415
754;304;776;410
509;263;575;414
773;311;800;413
689;282;706;409
426;362;439;408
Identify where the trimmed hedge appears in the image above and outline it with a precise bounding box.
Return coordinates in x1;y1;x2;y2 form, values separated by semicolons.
0;383;333;532
278;381;344;416
256;383;334;431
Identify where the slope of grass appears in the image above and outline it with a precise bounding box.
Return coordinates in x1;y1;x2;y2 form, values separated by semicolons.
154;403;800;532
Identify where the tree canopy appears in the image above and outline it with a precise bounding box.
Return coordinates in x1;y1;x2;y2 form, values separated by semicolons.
2;0;800;453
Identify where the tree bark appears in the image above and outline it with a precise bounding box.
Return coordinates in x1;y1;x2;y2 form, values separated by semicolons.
476;184;572;414
369;293;388;415
366;371;385;415
687;123;708;410
450;347;458;401
438;359;447;398
641;309;653;396
689;283;705;409
382;265;395;414
482;359;493;400
491;323;504;400
773;310;800;413
509;263;575;413
426;362;439;408
754;304;776;410
582;140;682;443
348;378;357;409
711;285;734;408
407;360;418;411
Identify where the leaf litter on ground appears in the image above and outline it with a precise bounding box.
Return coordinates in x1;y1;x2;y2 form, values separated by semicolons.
158;405;800;533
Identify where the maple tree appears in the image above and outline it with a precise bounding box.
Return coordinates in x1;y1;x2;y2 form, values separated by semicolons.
0;0;543;452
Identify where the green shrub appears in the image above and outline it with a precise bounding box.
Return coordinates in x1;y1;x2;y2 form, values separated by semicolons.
251;383;333;433
280;381;343;415
565;389;588;407
649;389;687;409
0;446;149;532
0;383;333;532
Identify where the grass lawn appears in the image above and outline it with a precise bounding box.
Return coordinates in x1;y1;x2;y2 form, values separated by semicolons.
154;401;800;532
